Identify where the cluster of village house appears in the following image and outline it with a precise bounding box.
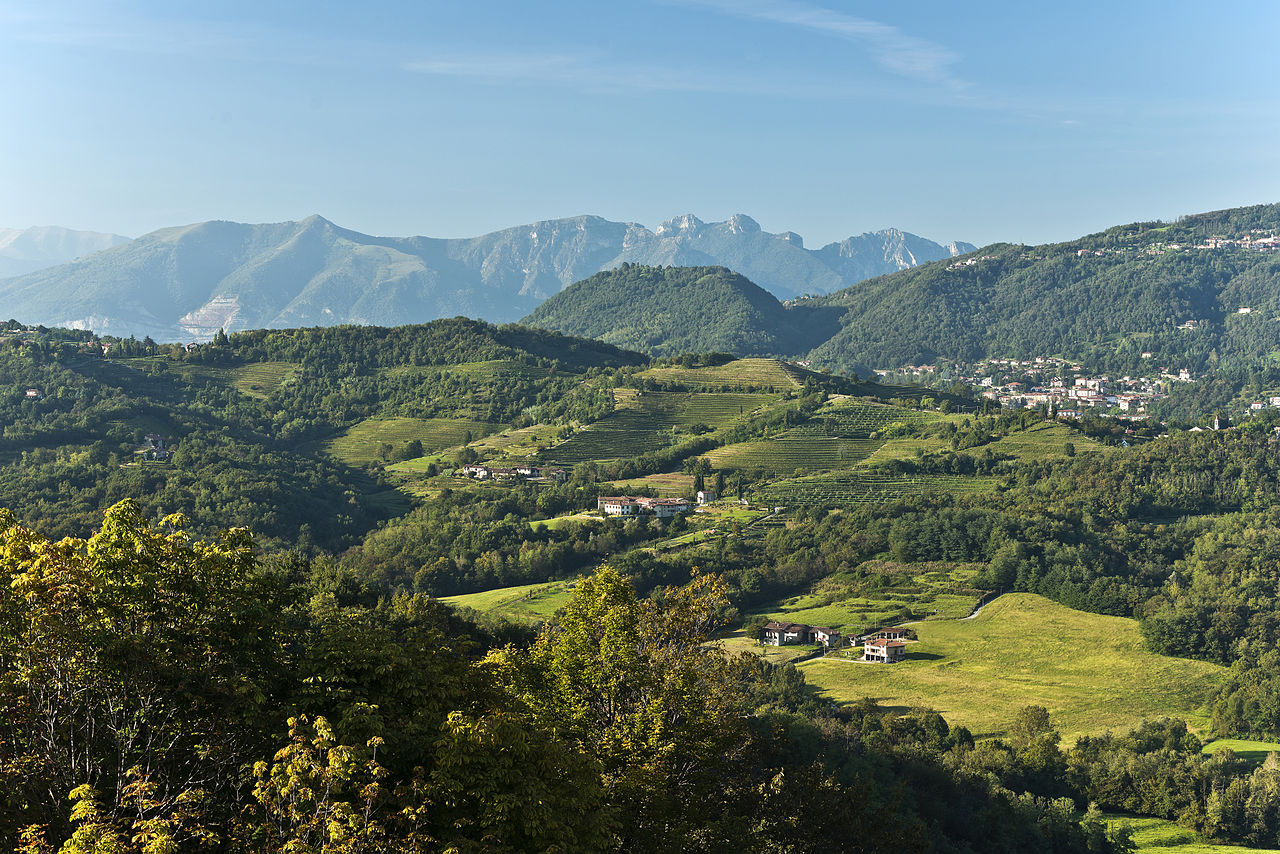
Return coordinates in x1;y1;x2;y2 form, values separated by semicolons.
881;357;1177;417
762;622;911;663
1072;230;1280;259
945;230;1279;274
459;463;568;482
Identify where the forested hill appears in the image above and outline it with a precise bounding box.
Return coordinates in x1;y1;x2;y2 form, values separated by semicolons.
806;202;1280;375
522;264;842;357
521;204;1280;378
0;318;642;547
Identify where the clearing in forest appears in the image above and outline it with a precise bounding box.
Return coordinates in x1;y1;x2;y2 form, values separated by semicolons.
440;578;577;621
323;417;498;465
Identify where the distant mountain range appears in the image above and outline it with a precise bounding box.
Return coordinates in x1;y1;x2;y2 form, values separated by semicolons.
0;214;971;341
0;226;130;279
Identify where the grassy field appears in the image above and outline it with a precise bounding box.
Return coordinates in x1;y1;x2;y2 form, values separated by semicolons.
529;512;603;531
1104;815;1279;852
797;594;1225;740
638;358;803;390
323;417;498;465
1202;739;1280;765
746;562;984;635
463;424;565;460
440;578;577;622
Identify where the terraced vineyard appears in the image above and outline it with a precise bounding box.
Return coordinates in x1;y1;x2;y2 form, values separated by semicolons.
708;436;883;475
383;359;553;382
227;361;298;398
638;357;803;390
788;399;933;438
115;357;299;399
755;470;1000;507
543;390;780;464
708;400;939;476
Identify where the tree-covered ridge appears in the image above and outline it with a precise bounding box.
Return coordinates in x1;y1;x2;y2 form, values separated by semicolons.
522;264;843;357
806;202;1280;375
517;203;1280;381
0;319;641;547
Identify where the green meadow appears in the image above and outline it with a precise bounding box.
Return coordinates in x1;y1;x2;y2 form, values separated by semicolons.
797;594;1224;740
1105;814;1279;852
322;416;498;465
747;562;984;635
440;578;577;622
1202;739;1280;766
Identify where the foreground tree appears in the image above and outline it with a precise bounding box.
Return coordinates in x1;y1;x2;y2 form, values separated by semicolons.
0;500;289;847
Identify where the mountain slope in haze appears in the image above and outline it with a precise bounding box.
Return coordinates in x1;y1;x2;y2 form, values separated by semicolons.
804;202;1280;376
0;226;131;278
0;214;970;341
522;264;842;357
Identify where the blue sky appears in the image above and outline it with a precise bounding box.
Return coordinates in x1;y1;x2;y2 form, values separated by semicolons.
2;0;1278;247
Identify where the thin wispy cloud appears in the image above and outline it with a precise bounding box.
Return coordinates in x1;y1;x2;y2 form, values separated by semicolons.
403;51;873;98
675;0;963;88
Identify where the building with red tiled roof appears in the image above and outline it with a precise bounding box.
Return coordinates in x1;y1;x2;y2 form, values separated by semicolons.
863;638;906;663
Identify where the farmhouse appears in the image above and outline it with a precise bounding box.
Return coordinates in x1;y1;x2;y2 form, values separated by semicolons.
597;496;693;518
763;622;810;646
810;626;843;648
863;638;906;663
762;622;843;648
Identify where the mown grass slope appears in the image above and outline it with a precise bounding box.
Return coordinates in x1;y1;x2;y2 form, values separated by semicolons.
323;417;498;465
798;593;1224;740
1103;814;1280;852
440;578;576;621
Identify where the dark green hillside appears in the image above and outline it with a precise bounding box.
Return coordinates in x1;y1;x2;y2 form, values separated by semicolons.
807;202;1280;375
522;264;841;357
0;319;642;547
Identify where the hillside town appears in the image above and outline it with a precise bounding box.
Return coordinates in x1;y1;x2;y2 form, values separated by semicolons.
878;356;1183;417
946;228;1280;273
